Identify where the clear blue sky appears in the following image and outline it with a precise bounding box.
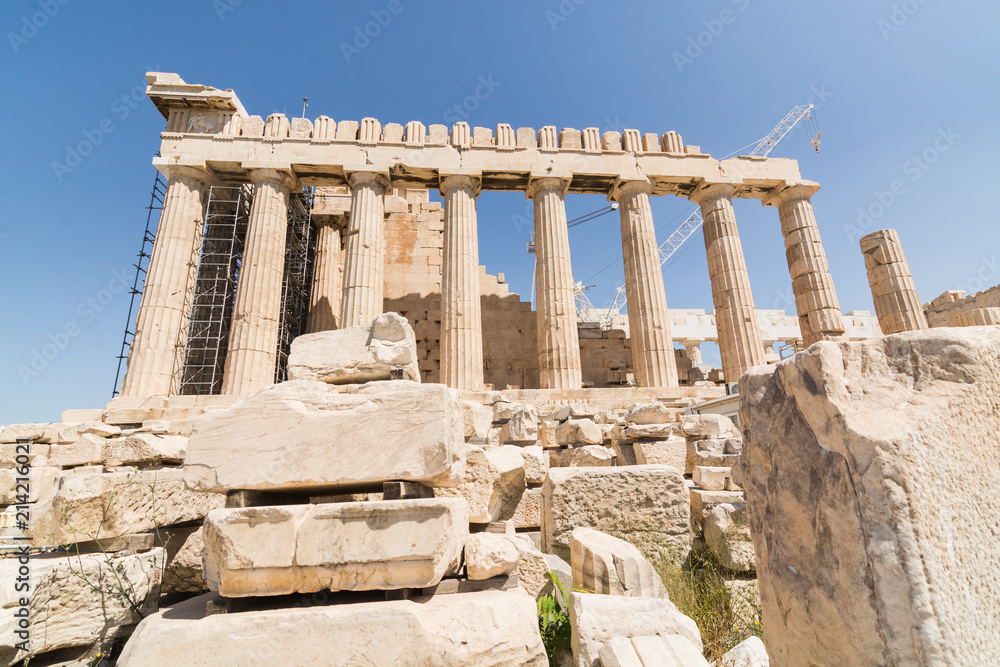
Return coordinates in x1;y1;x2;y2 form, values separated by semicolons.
2;0;998;424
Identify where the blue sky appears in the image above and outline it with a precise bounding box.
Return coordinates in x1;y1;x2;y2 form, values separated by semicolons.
2;0;997;423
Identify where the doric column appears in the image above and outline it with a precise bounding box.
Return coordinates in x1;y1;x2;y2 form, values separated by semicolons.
529;177;582;389
690;183;765;381
221;168;295;395
766;183;845;347
860;229;928;334
120;166;208;397
683;341;703;366
340;171;390;328
611;177;679;388
306;216;346;333
439;174;485;391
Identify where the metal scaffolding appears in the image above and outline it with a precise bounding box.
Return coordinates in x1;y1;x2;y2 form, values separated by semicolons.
274;188;316;383
112;167;166;398
178;185;252;395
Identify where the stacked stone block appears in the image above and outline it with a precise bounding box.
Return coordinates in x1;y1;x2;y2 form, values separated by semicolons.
0;418;224;664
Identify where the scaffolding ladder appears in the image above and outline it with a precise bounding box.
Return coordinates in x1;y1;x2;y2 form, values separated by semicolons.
111;168;166;398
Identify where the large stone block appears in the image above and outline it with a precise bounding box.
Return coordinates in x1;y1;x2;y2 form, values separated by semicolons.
633;436;686;471
183;381;466;493
568;592;702;667
570;527;665;598
436;445;524;523
102;434;187;466
160;525;206;594
542;466;690;564
118;589;546;666
27;469;224;546
202;498;468;597
286;312;419;383
465;532;519;580
703;503;755;573
739;328;1000;666
0;549;164;666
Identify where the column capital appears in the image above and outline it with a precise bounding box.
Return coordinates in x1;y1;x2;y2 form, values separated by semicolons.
526;175;571;199
439;172;482;197
153;157;219;186
689;181;738;205
762;181;820;207
609;175;653;202
312;213;348;230
345;168;390;192
246;166;298;191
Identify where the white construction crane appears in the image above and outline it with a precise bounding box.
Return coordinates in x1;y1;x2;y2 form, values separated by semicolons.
657;104;818;266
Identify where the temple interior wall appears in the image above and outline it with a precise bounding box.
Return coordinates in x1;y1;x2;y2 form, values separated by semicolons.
380;189;687;389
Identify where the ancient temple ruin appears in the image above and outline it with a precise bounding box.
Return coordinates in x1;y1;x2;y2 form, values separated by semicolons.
118;72;857;401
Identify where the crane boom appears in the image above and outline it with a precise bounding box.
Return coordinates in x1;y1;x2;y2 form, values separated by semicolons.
655;103;817;265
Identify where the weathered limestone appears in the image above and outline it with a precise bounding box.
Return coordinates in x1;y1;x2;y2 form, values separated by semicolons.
599;635;710;667
101;433;187;467
570;527;666;598
703;503;755;572
286;312;419;383
860;228;928;334
305;216;345;332
435;445;525;523
202;499;468;596
440;175;485;390
568;592;702;667
612;178;678;387
120;166;207;397
549;445;614;468
530;177;582;389
27;469;224;546
0;549;165;666
463;400;493;438
465;532;520;580
340;171;390;328
500;404;539;443
681;414;739;439
687;438;742;475
624;401;672;425
184;381;465;493
542;466;690;563
555;418;602;445
118;589;546;666
691;183;765;381
633;436;686;471
739;327;1000;665
765;183;844;346
221;169;294;394
161;525;207;594
722;637;769;667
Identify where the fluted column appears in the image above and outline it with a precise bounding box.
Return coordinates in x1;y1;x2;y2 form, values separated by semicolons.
766;183;845;347
120;166;207;397
612;178;678;387
860;229;928;334
691;183;765;381
529;177;582;389
306;216;345;333
340;171;389;328
221;169;294;394
439;175;485;391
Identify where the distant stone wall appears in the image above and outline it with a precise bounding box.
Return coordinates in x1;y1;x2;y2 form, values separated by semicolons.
924;284;1000;327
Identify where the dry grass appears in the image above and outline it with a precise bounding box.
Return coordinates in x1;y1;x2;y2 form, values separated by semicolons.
656;552;762;663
